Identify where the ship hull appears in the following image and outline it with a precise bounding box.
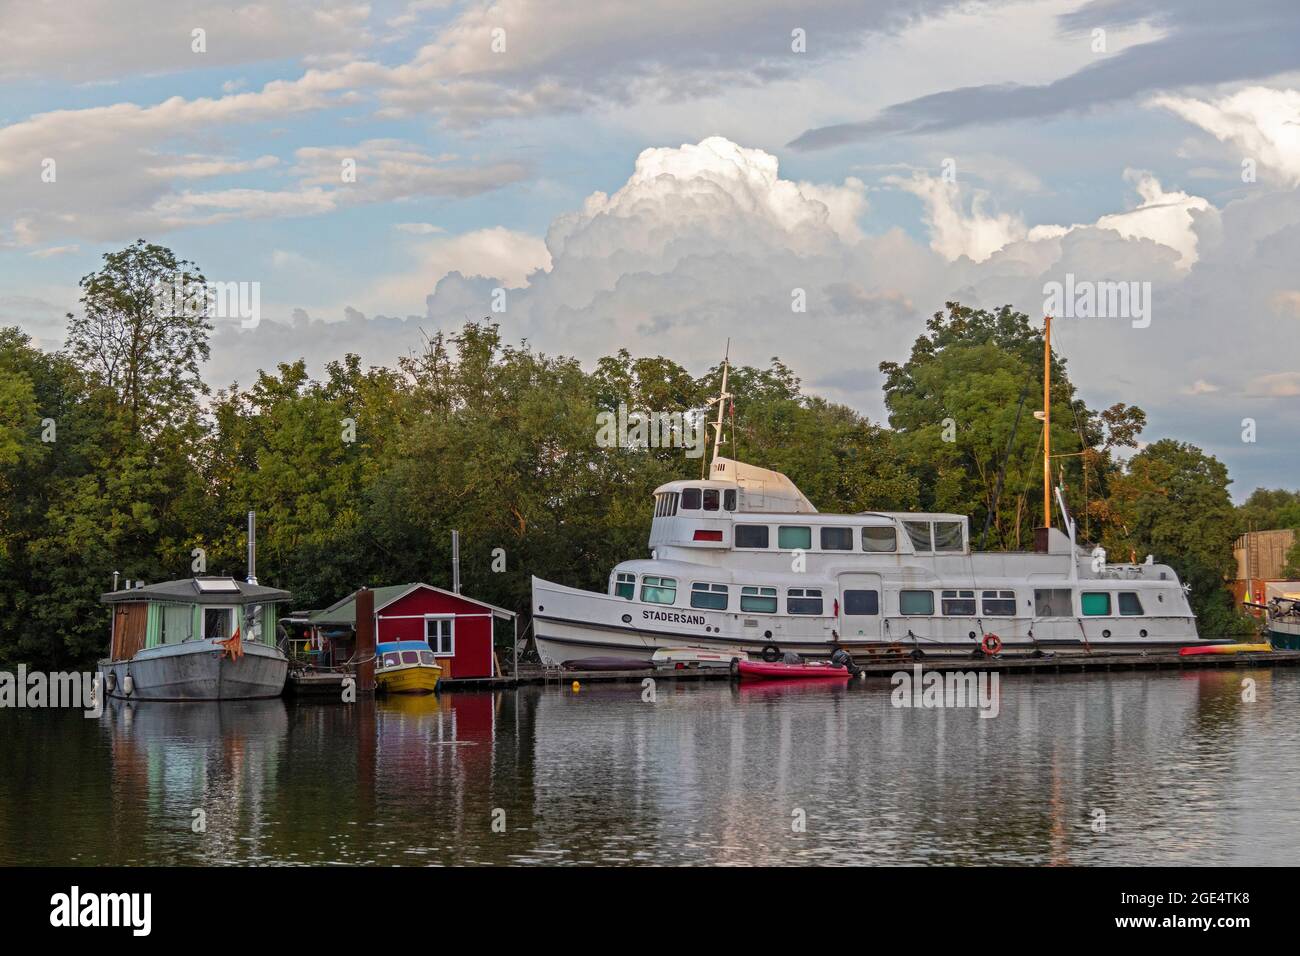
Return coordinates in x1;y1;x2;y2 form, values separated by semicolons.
99;639;288;701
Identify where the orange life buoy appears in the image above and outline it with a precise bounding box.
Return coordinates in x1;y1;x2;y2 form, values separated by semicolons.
981;633;1002;656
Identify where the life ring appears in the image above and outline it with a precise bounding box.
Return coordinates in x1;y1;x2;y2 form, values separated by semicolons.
760;644;782;663
981;633;1002;656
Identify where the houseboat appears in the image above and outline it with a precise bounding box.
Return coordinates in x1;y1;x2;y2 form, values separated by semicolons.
532;338;1220;665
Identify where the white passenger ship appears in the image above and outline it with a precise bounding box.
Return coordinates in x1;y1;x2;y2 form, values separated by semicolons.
532;348;1214;665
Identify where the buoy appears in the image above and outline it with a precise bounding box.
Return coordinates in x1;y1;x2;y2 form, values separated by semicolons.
104;670;116;692
122;673;135;697
981;633;1003;656
571;681;580;692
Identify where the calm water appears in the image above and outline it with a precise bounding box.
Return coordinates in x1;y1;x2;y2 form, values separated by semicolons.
2;668;1298;865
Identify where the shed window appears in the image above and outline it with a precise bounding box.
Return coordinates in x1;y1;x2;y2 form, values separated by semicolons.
641;576;677;605
681;488;701;510
933;521;964;552
1118;592;1145;616
426;618;454;655
900;590;934;615
690;583;729;610
614;572;636;600
734;525;769;549
820;527;853;551
787;588;823;615
843;590;879;615
702;489;720;511
1034;589;1073;618
903;521;932;551
740;586;778;613
1081;592;1111;616
940;589;976;615
981;590;1017;616
862;526;897;552
778;526;812;550
724;489;737;511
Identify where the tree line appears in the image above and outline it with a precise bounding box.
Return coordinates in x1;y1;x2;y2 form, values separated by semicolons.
0;242;1284;668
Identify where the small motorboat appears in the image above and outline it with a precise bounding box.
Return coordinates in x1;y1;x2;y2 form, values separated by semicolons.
735;659;851;681
651;647;748;669
376;641;443;694
1178;642;1272;657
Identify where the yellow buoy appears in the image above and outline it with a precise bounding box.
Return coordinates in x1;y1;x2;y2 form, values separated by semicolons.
571;681;580;692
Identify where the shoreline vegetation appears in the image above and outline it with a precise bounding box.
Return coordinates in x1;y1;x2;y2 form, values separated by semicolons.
1;241;1296;669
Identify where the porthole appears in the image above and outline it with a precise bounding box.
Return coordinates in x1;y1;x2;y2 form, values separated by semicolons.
1102;629;1111;639
621;614;632;624
764;630;772;639
968;631;977;640
1140;629;1148;638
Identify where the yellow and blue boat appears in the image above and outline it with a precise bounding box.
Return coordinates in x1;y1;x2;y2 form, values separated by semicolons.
375;640;443;694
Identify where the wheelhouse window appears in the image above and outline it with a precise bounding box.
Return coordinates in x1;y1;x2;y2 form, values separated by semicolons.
1081;592;1112;616
426;618;454;655
777;526;812;550
641;576;677;605
203;606;236;640
724;489;737;511
740;586;778;613
940;589;976;615
614;572;636;600
900;590;934;615
820;527;853;551
690;583;728;610
401;650;420;664
1118;592;1145;616
654;492;679;517
843;590;879;615
419;650;436;665
382;652;401;667
862;526;897;552
903;521;932;552
681;487;702;510
787;588;823;615
1034;588;1073;618
734;525;769;549
933;521;964;553
702;489;720;511
981;590;1016;616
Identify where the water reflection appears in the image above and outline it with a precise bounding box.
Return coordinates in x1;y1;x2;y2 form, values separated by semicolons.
0;669;1296;865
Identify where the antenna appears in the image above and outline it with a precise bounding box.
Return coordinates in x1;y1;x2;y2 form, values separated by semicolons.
703;339;732;479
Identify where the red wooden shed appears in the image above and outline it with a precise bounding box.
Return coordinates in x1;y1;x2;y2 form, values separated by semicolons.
308;583;516;680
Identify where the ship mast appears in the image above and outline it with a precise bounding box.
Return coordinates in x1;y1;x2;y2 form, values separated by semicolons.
704;340;732;479
1042;314;1051;530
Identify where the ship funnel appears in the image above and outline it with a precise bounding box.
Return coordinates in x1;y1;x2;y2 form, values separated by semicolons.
247;510;258;585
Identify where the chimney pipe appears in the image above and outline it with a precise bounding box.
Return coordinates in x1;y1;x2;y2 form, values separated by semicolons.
451;530;461;594
247;510;258;585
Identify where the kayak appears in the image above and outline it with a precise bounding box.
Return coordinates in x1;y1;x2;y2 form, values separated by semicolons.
1178;643;1273;657
736;659;850;680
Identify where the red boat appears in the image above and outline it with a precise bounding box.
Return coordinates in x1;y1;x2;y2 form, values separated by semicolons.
735;659;851;681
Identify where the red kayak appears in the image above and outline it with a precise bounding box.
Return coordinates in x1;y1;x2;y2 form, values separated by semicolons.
736;659;851;681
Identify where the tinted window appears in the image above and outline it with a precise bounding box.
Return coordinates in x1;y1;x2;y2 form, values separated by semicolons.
419;651;436;665
778;526;812;550
740;586;777;613
690;583;728;610
681;488;701;510
820;527;853;550
734;525;769;549
981;590;1016;616
724;489;737;511
940;589;976;615
900;590;934;615
1034;589;1073;617
641;576;677;604
933;521;964;552
843;590;879;615
401;651;419;664
1118;592;1144;616
903;521;932;551
862;526;897;552
1081;592;1111;616
382;652;401;667
787;588;823;615
702;489;720;511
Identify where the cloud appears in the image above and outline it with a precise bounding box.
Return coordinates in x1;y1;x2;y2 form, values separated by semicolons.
369;227;552;305
1154;86;1300;185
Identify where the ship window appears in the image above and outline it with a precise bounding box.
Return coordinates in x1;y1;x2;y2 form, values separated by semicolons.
843;590;879;615
903;521;932;551
382;652;401;667
426;618;454;655
419;651;436;665
734;525;769;549
820;527;853;551
682;487;701;510
702;489;720;511
934;521;964;552
787;588;823;615
690;583;729;610
900;590;934;615
614;572;636;600
862;526;897;552
641;576;677;605
160;604;193;644
1081;592;1111;616
1034;589;1073;618
724;489;737;511
981;590;1017;616
940;589;976;615
740;586;778;613
1118;592;1144;616
401;650;420;664
203;606;236;640
778;526;812;550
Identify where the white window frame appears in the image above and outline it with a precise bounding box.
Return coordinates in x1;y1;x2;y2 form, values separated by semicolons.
424;615;455;657
201;605;238;640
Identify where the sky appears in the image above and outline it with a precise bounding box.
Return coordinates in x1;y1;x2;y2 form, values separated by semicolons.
1;0;1298;498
